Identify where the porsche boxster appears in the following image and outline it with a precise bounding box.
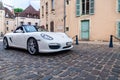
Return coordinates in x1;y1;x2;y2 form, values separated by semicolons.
3;25;73;54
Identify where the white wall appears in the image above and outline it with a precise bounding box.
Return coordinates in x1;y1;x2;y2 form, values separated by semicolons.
15;17;40;28
0;10;5;36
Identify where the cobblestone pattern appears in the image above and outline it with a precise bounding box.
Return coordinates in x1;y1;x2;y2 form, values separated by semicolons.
0;41;120;80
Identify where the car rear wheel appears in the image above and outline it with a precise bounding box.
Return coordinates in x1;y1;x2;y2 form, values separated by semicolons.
27;38;38;55
3;37;9;49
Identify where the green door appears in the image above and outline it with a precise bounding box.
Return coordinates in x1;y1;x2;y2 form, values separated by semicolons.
81;20;89;40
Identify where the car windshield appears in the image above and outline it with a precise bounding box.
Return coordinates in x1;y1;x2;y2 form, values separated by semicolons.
24;25;38;32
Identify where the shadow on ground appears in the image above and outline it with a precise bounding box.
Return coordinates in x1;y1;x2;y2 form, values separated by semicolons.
4;47;73;57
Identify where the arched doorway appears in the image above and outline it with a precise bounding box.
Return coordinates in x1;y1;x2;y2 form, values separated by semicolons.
50;21;54;32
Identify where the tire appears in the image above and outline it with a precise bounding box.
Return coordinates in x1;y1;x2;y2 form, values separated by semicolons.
27;38;38;55
3;37;9;49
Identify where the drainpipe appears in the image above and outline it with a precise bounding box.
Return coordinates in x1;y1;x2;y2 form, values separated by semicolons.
17;14;18;27
64;0;66;33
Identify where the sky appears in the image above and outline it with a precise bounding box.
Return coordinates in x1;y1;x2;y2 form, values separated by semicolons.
1;0;40;10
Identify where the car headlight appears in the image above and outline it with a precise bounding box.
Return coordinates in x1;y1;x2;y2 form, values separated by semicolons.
41;33;53;40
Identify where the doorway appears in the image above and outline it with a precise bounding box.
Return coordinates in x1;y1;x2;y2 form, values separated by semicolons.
81;20;89;40
50;21;54;32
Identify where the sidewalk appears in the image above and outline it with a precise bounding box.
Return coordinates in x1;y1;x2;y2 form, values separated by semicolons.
74;41;120;46
0;37;3;41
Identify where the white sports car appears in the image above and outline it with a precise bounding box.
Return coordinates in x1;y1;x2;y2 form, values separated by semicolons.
3;25;73;54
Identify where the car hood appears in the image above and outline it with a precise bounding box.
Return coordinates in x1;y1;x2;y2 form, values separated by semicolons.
33;32;73;42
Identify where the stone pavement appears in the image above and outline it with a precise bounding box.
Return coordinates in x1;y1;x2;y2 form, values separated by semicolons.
0;37;3;41
0;41;120;80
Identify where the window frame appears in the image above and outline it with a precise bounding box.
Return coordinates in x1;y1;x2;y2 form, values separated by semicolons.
118;0;120;12
117;21;120;38
76;0;94;16
51;0;55;11
76;0;81;16
89;0;94;14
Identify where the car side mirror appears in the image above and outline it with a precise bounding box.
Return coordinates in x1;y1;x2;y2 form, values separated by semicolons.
15;29;23;33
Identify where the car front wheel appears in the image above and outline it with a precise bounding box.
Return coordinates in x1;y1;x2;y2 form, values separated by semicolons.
27;38;38;55
3;37;9;49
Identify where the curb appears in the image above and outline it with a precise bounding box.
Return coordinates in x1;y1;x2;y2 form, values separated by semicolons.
74;41;120;46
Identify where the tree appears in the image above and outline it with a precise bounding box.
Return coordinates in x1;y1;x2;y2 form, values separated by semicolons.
14;8;23;13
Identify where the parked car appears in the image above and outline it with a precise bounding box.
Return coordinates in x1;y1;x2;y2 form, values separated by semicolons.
3;25;73;54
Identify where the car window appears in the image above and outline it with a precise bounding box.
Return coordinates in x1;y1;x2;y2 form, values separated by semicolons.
14;27;24;33
24;25;37;32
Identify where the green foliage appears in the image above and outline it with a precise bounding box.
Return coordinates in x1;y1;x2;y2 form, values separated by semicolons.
14;8;23;13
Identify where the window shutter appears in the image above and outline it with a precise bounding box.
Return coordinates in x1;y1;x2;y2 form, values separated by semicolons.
90;0;94;14
117;22;120;38
118;0;120;12
76;0;80;16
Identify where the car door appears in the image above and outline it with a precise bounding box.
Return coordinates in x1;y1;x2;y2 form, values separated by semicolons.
12;27;26;48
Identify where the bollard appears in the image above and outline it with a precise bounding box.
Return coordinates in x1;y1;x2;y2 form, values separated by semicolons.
0;32;3;37
109;35;113;48
76;35;79;45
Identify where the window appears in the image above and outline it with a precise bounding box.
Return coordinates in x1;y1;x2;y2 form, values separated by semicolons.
66;0;69;5
117;22;120;38
27;14;29;18
118;0;120;12
34;15;36;18
5;13;9;18
28;22;31;25
14;27;24;33
66;27;69;31
24;25;37;32
46;2;48;14
76;0;94;16
6;27;9;31
82;0;85;14
51;0;55;10
6;21;8;25
42;6;44;17
82;0;89;15
90;0;94;14
46;2;48;21
76;0;80;16
20;21;24;26
86;0;89;14
46;24;48;30
35;23;38;26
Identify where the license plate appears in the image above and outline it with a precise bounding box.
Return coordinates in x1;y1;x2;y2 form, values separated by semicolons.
66;42;72;46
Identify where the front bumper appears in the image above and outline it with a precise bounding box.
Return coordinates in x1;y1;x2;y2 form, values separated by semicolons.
37;41;73;53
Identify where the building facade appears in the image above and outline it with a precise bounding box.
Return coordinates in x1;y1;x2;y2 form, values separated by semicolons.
72;0;120;41
0;10;5;36
40;0;120;41
15;5;40;28
0;3;40;36
15;17;40;27
0;2;5;36
5;7;15;33
40;0;65;32
0;2;15;36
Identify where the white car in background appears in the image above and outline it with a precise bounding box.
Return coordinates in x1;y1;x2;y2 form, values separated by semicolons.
3;25;73;55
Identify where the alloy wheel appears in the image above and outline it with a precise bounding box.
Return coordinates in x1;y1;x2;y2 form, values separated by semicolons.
27;38;38;55
3;37;9;49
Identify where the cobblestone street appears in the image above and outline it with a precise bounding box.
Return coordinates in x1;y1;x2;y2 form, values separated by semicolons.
0;40;120;80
